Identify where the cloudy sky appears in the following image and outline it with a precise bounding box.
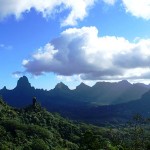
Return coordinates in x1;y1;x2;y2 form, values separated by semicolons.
1;0;150;89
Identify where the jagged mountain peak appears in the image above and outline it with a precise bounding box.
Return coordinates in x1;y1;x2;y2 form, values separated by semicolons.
16;76;31;89
118;80;130;84
117;80;132;88
54;82;69;90
79;82;88;86
2;86;7;90
76;82;90;90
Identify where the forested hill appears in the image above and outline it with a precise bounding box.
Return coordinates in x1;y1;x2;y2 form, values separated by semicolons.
1;97;150;150
0;97;121;150
0;97;99;150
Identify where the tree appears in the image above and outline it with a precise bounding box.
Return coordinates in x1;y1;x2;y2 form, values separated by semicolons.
79;130;101;150
31;139;49;150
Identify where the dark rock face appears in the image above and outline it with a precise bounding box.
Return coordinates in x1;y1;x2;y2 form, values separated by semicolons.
0;76;35;107
16;76;31;89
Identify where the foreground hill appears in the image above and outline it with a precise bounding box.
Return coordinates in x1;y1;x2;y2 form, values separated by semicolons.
1;97;150;150
0;97;126;150
0;97;98;149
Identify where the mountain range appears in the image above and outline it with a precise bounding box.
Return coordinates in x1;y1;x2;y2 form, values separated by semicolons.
1;76;150;125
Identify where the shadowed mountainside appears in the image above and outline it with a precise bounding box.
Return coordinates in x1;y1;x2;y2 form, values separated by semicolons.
1;76;149;105
1;76;150;124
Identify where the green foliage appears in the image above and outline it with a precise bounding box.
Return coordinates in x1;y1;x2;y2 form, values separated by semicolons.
79;130;101;150
31;139;49;150
1;98;150;150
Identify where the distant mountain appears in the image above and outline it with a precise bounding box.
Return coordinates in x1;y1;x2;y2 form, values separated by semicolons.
55;89;150;125
0;76;88;113
112;83;150;104
16;75;32;89
1;76;150;104
72;80;150;105
54;82;70;90
86;80;132;105
76;82;91;91
1;76;149;107
0;76;36;107
1;76;150;125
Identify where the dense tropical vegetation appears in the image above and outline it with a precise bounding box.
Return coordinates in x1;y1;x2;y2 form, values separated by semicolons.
1;97;150;150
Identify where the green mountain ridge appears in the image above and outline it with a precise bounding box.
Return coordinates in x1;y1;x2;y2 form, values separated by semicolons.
0;97;79;149
0;97;107;150
1;97;150;150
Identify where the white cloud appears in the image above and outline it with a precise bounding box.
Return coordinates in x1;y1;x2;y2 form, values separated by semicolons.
1;0;150;26
122;0;150;20
102;0;150;20
22;26;150;81
0;0;95;26
57;75;82;83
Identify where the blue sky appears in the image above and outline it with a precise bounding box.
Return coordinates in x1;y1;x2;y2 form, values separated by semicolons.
1;0;150;90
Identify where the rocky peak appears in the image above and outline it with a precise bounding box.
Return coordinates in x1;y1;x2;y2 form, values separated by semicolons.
16;76;31;89
2;86;7;90
76;82;90;90
118;80;131;87
54;82;69;90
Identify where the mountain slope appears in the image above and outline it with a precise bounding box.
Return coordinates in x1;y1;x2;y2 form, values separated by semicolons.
74;80;150;105
0;97;85;149
1;97;133;150
2;97;150;150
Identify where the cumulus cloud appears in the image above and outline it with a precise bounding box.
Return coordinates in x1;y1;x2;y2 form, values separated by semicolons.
122;0;150;20
102;0;150;20
22;26;150;81
0;0;95;26
1;0;150;25
114;39;150;68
